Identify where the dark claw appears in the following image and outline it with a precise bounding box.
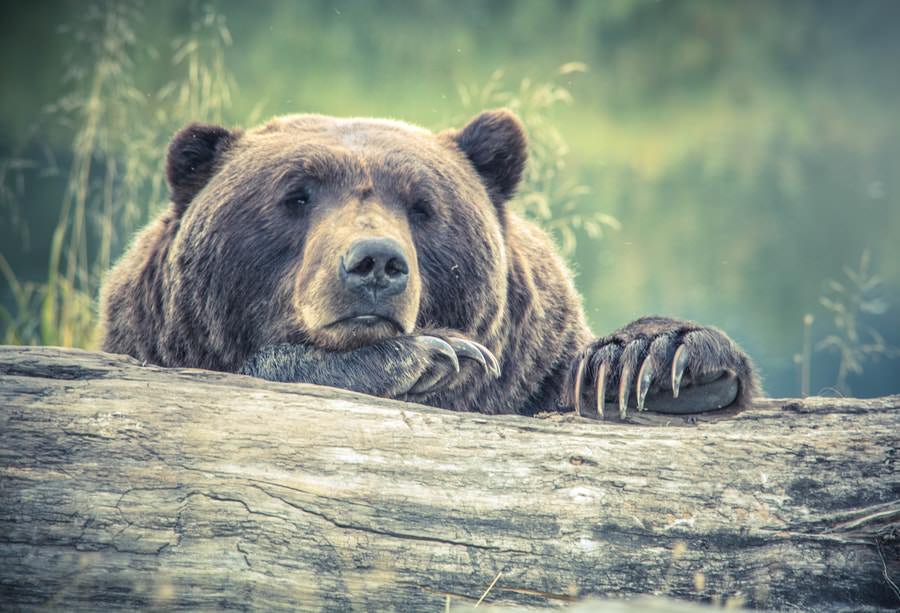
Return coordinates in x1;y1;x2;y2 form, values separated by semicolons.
466;339;502;379
416;336;460;373
636;358;654;412
573;356;588;416
618;362;633;419
595;361;607;418
447;337;488;375
672;344;689;398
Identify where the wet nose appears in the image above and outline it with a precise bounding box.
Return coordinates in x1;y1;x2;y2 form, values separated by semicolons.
340;238;409;300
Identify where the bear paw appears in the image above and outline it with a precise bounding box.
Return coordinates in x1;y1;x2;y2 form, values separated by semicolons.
569;317;754;419
240;334;500;402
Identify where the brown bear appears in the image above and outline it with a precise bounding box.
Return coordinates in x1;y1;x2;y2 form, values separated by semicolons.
99;110;758;417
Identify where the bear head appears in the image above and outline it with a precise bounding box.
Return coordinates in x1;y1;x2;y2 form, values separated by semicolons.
162;110;527;364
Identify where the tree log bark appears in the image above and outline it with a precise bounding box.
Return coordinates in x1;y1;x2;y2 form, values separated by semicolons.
1;346;898;612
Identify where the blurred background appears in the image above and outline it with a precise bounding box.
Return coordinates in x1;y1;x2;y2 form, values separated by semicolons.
2;0;899;398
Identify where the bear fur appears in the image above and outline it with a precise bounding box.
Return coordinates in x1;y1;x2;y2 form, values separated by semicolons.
100;110;757;416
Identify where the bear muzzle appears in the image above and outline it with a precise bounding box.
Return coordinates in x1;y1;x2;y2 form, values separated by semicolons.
313;236;417;344
295;202;422;350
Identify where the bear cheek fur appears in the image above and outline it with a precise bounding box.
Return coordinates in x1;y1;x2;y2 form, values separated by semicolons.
294;198;422;351
159;165;303;371
412;149;509;341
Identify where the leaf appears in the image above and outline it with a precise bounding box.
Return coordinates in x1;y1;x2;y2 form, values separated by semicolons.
815;335;843;351
842;265;860;286
859;299;888;315
595;213;622;231
827;280;845;294
860;249;871;272
558;62;589;75
861;275;882;292
819;297;844;313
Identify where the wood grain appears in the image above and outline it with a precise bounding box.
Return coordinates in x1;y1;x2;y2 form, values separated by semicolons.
1;346;898;611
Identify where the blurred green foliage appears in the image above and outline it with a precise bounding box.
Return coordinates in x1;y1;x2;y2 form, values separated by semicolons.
1;0;899;397
815;250;898;395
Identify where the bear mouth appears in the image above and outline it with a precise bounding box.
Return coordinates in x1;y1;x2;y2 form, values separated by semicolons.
325;314;405;334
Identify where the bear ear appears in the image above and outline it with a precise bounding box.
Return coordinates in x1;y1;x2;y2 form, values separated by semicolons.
453;109;528;207
166;123;239;215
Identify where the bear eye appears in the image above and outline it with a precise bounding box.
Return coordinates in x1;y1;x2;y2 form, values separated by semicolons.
409;199;433;223
282;186;311;210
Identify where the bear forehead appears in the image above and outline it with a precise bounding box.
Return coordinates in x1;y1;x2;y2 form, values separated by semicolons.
253;113;432;144
240;114;465;185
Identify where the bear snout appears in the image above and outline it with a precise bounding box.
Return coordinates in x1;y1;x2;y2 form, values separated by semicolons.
293;199;422;350
340;237;410;301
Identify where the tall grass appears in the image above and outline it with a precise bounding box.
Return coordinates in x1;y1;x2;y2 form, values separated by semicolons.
793;251;897;396
815;250;898;395
1;1;234;347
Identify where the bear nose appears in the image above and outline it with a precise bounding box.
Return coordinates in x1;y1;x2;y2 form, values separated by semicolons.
340;238;409;300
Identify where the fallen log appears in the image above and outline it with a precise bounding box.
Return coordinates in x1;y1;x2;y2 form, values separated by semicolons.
0;346;898;611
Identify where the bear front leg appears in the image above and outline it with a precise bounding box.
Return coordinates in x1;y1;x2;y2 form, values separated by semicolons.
240;334;499;401
567;316;758;418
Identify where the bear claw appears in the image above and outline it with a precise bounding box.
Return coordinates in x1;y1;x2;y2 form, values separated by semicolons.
449;338;502;379
415;336;460;373
618;363;633;419
471;340;502;379
572;356;588;416
447;337;487;373
636;358;654;412
671;344;689;398
595;362;608;418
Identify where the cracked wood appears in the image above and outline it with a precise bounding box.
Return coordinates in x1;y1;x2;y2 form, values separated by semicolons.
0;346;898;612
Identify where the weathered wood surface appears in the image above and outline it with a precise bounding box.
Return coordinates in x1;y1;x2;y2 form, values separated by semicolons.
0;346;898;612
